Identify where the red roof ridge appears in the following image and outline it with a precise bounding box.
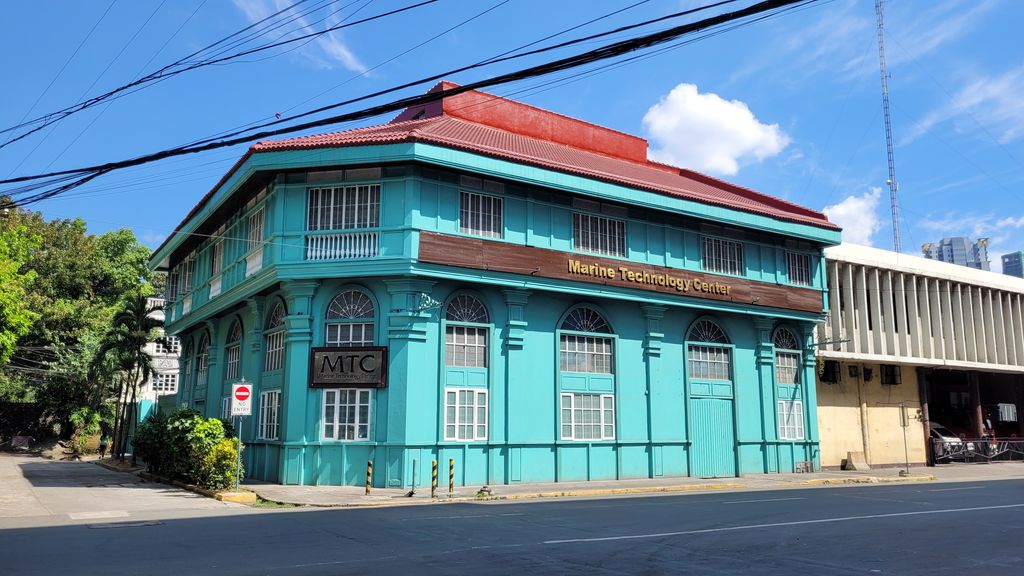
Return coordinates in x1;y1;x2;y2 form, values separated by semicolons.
678;168;825;219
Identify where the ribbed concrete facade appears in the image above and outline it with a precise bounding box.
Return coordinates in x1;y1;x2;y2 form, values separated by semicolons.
821;244;1024;373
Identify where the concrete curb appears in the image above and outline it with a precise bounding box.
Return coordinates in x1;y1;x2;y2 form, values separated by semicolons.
93;459;144;474
473;482;747;502
799;475;936;486
139;471;254;503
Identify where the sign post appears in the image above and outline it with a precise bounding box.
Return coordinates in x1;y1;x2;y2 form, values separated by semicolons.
231;379;252;491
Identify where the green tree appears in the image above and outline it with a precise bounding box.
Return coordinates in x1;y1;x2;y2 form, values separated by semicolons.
0;223;39;367
96;294;162;461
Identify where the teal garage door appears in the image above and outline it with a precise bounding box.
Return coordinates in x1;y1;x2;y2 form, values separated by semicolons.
690;397;736;478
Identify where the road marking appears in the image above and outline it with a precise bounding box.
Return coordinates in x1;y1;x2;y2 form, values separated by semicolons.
722;497;804;504
542;503;1024;545
87;521;162;529
930;486;984;492
68;511;129;520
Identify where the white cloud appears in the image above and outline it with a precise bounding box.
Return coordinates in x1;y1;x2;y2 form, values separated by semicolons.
642;84;789;176
823;188;882;246
233;0;366;72
903;65;1024;145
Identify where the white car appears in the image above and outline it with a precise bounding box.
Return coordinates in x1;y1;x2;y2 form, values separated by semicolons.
930;422;975;460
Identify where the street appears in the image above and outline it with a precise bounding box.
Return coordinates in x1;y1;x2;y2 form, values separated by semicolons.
1;455;1023;575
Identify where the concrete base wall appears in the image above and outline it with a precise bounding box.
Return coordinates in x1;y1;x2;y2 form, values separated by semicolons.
817;363;926;469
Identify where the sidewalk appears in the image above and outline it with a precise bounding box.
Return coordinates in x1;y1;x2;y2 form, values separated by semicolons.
243;461;1024;508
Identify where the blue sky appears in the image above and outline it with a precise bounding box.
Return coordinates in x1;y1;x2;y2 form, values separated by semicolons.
2;0;1022;270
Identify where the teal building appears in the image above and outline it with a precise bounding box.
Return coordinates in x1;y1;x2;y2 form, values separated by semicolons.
150;83;841;487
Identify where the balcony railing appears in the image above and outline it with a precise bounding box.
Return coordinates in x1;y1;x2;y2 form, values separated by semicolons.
305;231;379;260
246;249;263;276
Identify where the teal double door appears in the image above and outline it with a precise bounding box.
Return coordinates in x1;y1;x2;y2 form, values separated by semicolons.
689;379;737;478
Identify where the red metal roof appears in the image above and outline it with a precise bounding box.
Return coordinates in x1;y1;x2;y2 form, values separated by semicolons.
155;83;837;264
253;83;837;230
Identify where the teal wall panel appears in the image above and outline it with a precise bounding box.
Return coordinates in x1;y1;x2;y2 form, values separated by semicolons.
690;398;736;478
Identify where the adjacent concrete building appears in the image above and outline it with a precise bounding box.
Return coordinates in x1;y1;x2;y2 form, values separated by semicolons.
921;237;990;271
150;82;841;487
818;244;1024;469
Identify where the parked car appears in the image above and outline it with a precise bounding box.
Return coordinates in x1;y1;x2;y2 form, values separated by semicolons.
930;422;974;460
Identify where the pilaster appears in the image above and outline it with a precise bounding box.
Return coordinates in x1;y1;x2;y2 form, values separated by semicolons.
641;305;666;458
502;289;531;447
278;280;319;484
753;317;778;471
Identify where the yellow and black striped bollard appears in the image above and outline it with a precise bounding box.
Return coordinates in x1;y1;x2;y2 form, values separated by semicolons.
448;458;454;495
431;460;438;498
365;460;373;496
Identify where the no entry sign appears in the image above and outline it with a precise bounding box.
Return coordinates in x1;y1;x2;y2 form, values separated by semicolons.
231;382;252;416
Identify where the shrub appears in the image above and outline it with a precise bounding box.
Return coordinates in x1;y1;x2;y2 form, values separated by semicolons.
69;407;101;455
135;407;243;491
205;438;242;491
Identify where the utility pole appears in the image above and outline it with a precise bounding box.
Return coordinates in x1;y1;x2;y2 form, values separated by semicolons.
875;0;901;252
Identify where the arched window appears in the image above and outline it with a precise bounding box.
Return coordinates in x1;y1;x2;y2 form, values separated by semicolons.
325;290;375;347
181;342;193;396
560;307;614;374
558;307;615;441
196;331;210;388
264;302;286;372
686;319;731;381
773;327;801;385
773;327;805;441
225;319;243;381
445;294;489;368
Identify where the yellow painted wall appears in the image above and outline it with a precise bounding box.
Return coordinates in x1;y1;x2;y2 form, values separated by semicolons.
817;363;927;468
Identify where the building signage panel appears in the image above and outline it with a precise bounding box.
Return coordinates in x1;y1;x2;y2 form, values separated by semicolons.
418;232;822;313
309;347;388;389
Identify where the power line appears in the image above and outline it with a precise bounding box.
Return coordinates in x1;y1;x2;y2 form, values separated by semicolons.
1;0;820;210
0;0;437;150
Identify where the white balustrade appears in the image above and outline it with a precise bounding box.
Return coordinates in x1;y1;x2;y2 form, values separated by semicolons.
305;231;379;260
246;250;263;276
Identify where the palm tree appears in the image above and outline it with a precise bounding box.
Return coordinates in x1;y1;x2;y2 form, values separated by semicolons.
95;293;162;461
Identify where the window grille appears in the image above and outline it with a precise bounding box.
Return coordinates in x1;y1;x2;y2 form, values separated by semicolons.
258;390;281;440
152;373;178;393
211;241;224;276
573;212;626;257
687;319;730;344
560;334;614;373
702;236;745;276
560;307;612;333
225;321;242;381
460;191;503;238
445;294;489;323
560;393;615;440
196;332;210;388
444;389;488;441
446;326;488;368
687;345;732;380
306;185;380;230
787;252;812;286
248;208;265;251
322;389;371;441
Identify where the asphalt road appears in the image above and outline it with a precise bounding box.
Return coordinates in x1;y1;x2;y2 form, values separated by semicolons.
2;475;1023;576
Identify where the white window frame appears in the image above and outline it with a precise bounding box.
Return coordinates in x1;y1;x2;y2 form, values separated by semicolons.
687;345;731;381
154;336;180;355
264;330;285;372
775;351;801;385
306;185;380;231
445;325;488;368
702;236;745;276
459;191;503;238
248;207;265;251
182;354;192;392
321;389;372;441
258;390;281;440
180;257;195;294
225;344;241;381
325;322;375;347
210;240;224;276
221;397;231;420
560;393;615;441
152;373;178;394
559;334;614;374
777;400;805;440
573;212;626;257
444;388;488;441
787;252;812;286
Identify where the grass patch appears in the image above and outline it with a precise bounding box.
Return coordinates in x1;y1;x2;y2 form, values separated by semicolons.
253;496;298;509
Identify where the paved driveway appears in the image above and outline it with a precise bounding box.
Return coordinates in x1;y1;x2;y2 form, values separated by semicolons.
0;453;240;528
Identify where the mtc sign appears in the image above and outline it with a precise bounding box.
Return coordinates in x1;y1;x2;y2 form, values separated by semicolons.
309;347;387;389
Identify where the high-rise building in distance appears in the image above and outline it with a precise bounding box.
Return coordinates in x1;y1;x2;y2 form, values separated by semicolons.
921;237;990;271
1002;251;1024;278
